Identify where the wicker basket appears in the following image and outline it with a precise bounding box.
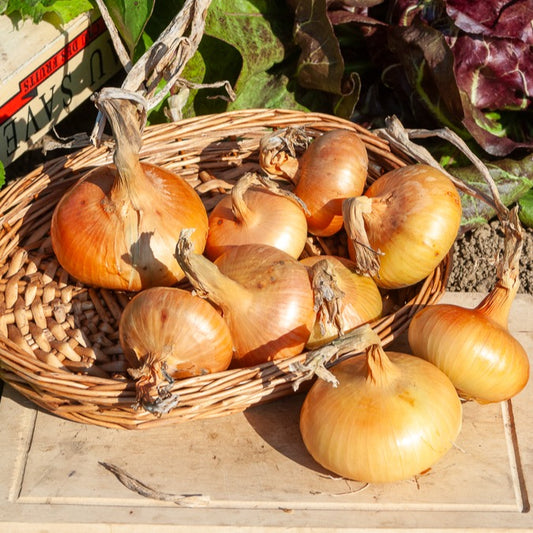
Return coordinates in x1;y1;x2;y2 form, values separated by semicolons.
0;108;451;429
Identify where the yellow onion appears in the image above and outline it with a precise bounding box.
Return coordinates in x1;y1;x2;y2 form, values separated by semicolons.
205;173;308;260
259;126;311;181
294;129;368;237
343;164;461;289
51;94;208;291
119;286;233;409
176;230;316;368
300;255;382;349
408;208;529;403
300;343;462;483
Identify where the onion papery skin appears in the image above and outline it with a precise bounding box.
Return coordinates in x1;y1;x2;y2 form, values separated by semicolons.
213;245;316;368
205;186;308;261
294;129;368;237
300;348;462;483
120;287;233;381
51;162;208;291
347;164;461;289
300;255;383;349
408;304;530;403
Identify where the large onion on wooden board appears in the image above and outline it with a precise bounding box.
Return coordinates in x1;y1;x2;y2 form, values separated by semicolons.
408;208;529;403
300;343;462;483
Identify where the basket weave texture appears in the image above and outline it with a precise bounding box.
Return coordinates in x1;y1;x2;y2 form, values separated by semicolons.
0;109;450;429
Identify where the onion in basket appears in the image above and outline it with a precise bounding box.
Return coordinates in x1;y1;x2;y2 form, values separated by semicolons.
176;229;316;368
300;342;463;483
119;286;233;409
343;163;461;289
300;255;382;349
51;94;208;291
205;172;308;260
0;107;456;429
293;129;368;237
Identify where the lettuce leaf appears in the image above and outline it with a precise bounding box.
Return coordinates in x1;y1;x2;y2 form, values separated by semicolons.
383;0;533;156
104;0;154;57
518;188;533;228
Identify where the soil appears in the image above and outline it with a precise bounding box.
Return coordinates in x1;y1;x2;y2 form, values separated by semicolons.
448;222;533;295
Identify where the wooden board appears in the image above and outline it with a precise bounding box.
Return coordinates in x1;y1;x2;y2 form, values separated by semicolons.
0;292;532;532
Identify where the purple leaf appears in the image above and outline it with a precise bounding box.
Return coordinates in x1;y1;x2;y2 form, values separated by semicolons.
451;34;533;111
386;0;533;155
445;0;533;43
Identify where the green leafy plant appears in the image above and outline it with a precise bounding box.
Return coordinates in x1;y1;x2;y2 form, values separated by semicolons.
2;0;531;218
0;0;93;24
518;189;533;228
104;0;154;57
136;0;359;120
0;160;5;188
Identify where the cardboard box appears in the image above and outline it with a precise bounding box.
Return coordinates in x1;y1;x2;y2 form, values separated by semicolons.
0;10;121;166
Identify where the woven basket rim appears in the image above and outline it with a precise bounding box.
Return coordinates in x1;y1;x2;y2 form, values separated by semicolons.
0;108;451;429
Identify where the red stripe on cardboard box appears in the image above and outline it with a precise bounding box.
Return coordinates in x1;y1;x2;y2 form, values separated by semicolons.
0;17;107;125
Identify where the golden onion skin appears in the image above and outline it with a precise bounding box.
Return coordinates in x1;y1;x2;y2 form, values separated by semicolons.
206;186;308;261
294;129;368;237
408;304;530;403
300;255;382;349
51;162;208;291
348;164;461;289
214;244;316;368
300;348;462;483
120;287;233;379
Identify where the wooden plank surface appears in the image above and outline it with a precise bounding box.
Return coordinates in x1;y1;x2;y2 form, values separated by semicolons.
0;292;531;532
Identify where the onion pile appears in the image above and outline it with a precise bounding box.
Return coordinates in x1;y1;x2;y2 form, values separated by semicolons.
48;110;530;484
48;119;464;395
